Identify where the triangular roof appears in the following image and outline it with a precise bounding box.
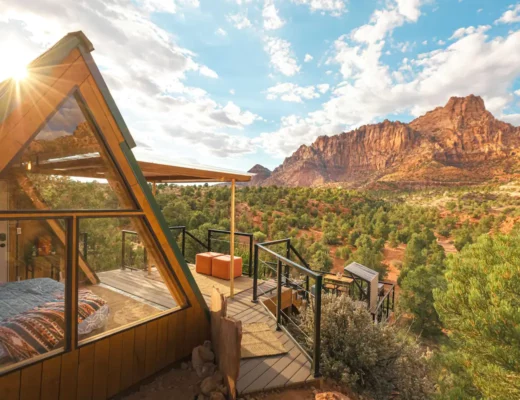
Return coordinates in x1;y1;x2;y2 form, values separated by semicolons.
0;31;210;319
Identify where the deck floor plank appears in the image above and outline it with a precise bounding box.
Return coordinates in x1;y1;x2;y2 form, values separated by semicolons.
94;268;314;394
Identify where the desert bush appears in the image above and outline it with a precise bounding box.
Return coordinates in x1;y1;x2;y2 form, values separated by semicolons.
300;294;434;399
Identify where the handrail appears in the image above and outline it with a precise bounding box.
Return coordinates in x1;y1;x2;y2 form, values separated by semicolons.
373;283;395;323
121;230;148;271
169;226;210;263
253;239;322;378
208;228;254;277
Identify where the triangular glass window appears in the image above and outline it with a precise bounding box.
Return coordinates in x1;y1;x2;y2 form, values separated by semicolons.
0;93;137;210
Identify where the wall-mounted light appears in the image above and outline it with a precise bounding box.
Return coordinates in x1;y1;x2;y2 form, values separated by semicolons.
26;161;32;171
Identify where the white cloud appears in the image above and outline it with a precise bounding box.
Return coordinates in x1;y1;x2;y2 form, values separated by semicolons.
495;4;520;24
230;89;236;95
266;82;329;102
317;83;330;93
396;0;423;22
263;0;285;30
422;40;428;45
450;25;491;40
351;8;405;44
0;0;262;160
477;8;483;13
290;0;347;17
141;0;200;14
258;13;520;156
264;36;300;76
514;89;520;96
437;39;446;45
304;53;314;62
227;12;252;29
216;27;227;36
198;65;218;78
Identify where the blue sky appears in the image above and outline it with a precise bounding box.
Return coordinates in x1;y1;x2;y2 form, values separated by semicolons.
2;0;520;172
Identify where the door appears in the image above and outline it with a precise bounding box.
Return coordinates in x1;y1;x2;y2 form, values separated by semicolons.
0;180;8;282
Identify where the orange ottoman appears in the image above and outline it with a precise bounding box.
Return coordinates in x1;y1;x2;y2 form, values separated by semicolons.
195;252;223;275
211;255;242;280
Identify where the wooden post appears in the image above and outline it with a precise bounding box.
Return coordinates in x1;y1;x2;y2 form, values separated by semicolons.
152;182;157;197
230;179;236;298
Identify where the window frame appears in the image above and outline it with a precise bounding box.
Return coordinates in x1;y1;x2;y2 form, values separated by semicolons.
0;210;189;377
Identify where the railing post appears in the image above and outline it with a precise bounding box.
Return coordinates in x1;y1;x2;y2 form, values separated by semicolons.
207;230;212;252
284;240;291;287
121;231;126;270
313;274;322;378
305;275;310;300
248;235;253;277
253;244;259;303
276;258;282;331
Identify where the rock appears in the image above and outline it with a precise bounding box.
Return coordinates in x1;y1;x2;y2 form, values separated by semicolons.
200;377;218;395
181;362;189;370
315;392;350;400
200;371;224;395
253;95;520;188
193;345;215;377
209;392;226;400
199;362;217;379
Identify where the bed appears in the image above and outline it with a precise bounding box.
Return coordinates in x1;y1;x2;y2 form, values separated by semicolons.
0;278;109;365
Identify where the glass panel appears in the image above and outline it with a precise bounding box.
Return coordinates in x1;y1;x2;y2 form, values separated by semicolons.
0;218;67;371
77;217;182;343
0;94;137;210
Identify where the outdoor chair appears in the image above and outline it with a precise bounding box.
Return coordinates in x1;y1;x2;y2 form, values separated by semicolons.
211;255;242;280
195;252;224;275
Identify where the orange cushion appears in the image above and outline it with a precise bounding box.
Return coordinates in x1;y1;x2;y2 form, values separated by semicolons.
211;255;242;280
195;252;223;275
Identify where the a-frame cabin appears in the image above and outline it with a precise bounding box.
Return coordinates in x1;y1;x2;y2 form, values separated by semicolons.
0;32;217;399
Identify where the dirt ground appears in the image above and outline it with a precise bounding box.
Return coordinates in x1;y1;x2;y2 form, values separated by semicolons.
121;364;354;400
121;365;201;400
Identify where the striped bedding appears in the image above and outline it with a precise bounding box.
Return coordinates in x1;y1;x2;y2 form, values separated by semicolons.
0;281;108;364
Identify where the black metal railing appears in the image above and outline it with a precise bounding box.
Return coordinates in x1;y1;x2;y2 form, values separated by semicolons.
373;282;396;323
169;226;209;263
253;239;322;378
121;230;148;271
208;229;253;277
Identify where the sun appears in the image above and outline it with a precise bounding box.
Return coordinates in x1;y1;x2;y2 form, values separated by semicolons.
0;45;30;82
10;65;28;81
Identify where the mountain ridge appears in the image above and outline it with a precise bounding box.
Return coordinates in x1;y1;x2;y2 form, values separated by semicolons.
250;95;520;188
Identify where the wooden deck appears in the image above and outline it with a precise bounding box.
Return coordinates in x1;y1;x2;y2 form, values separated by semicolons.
198;279;317;395
97;268;316;394
97;269;177;309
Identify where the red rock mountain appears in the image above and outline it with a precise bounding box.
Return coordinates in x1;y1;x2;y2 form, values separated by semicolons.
253;95;520;187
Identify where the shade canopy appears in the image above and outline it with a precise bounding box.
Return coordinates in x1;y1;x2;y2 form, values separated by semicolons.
138;160;252;183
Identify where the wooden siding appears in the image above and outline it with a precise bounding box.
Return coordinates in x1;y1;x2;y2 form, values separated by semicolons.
0;309;202;400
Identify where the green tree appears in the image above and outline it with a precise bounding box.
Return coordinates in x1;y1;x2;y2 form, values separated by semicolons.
434;234;520;399
399;264;445;336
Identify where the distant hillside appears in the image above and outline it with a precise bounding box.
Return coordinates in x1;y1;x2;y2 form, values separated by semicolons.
251;95;520;188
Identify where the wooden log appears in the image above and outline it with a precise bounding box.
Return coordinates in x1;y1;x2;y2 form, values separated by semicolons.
210;288;227;361
218;317;242;400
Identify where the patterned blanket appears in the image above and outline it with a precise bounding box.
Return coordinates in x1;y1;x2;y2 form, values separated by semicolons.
0;289;107;363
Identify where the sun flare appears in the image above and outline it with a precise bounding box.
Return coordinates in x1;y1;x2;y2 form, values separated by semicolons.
0;45;30;82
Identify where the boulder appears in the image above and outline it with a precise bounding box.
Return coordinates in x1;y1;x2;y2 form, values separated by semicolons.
200;371;224;395
209;392;226;400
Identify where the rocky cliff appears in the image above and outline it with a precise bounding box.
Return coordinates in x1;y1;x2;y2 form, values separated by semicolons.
253;95;520;187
